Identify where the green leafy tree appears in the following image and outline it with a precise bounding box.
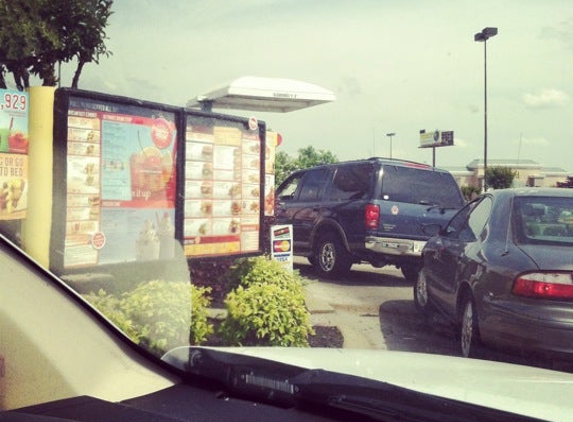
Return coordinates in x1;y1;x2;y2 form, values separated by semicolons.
485;166;516;190
274;146;338;187
0;0;113;89
295;146;338;169
556;176;573;188
274;150;297;188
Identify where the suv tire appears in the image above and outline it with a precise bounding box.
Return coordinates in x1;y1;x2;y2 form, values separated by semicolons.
314;233;352;279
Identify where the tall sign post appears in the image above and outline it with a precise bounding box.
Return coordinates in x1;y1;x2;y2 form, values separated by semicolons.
419;129;454;167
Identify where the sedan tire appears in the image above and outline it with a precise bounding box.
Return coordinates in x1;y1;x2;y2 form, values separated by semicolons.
413;270;432;316
459;295;483;358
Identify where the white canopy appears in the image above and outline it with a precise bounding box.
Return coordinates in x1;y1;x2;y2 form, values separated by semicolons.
187;76;336;113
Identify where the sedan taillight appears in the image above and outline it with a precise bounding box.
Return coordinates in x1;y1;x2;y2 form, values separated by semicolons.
512;272;573;300
365;204;380;229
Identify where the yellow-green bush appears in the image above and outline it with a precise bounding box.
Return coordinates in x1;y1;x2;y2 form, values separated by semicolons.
84;280;213;356
220;257;313;347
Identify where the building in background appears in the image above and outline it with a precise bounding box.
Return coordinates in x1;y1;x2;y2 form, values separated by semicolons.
447;159;571;189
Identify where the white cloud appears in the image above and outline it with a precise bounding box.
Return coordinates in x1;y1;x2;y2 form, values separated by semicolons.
522;88;569;109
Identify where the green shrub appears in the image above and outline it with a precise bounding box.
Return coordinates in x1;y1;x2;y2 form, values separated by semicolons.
84;289;141;343
227;255;303;290
486;166;517;189
461;185;481;201
220;256;314;347
84;280;213;356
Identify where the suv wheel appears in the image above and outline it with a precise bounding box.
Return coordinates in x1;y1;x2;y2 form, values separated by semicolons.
314;234;352;279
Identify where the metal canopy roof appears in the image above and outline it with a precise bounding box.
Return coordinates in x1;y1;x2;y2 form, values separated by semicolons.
186;76;336;113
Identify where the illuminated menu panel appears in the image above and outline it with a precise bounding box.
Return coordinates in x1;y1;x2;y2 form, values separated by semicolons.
63;97;177;268
183;117;262;258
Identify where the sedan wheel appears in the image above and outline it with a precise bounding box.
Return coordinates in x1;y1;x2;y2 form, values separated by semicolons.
460;296;482;358
413;270;432;315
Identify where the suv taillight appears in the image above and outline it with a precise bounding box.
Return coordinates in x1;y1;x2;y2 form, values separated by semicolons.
365;204;380;229
512;272;573;300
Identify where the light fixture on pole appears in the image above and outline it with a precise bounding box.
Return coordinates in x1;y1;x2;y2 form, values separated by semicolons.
474;27;498;191
386;132;395;159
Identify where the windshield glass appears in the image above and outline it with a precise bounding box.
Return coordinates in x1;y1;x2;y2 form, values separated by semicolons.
2;1;573;420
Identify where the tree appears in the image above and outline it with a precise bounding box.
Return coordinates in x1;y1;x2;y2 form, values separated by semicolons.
274;146;338;187
0;0;113;90
274;151;297;188
294;146;338;170
556;176;573;188
485;166;516;190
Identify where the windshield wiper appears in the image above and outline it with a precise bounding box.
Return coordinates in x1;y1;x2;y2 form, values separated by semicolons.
162;347;543;422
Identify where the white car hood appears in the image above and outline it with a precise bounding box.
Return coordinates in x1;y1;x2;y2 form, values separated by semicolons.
211;347;573;422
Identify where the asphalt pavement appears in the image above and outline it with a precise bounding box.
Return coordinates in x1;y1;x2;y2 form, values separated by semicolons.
302;264;389;350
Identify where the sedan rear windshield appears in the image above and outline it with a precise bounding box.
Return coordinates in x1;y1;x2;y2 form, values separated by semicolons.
514;196;573;246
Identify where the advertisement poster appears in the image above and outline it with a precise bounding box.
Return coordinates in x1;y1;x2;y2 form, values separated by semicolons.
270;224;293;271
264;131;277;216
63;96;177;269
0;89;29;220
183;117;263;257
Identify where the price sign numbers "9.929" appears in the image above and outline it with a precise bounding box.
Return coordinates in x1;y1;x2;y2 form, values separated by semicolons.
1;93;27;112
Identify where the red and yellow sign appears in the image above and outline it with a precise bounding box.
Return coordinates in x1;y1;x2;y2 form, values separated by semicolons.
0;89;29;220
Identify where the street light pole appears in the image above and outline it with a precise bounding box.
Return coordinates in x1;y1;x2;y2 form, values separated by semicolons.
386;132;395;159
474;27;498;192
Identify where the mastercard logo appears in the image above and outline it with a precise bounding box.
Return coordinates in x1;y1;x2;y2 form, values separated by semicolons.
273;240;291;253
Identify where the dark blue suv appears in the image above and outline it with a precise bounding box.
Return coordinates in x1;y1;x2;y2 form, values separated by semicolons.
275;158;465;280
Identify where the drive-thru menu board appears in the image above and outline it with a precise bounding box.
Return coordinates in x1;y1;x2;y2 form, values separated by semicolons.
183;115;263;257
55;92;177;269
51;89;265;271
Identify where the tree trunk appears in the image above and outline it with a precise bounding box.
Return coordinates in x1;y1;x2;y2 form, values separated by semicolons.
0;70;6;89
72;60;85;89
11;66;30;91
40;63;57;86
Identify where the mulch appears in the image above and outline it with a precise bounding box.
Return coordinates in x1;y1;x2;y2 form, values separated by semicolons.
308;326;344;348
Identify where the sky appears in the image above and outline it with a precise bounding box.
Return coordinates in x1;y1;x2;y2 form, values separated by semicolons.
55;0;573;172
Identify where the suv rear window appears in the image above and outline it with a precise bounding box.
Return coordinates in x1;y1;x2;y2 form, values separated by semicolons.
328;164;373;201
379;165;463;207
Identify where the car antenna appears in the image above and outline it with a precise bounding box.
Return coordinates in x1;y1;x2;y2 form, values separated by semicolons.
502;196;513;256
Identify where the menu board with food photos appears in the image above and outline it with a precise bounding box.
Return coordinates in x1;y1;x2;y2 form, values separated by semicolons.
54;91;178;269
183;115;264;258
51;89;266;271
